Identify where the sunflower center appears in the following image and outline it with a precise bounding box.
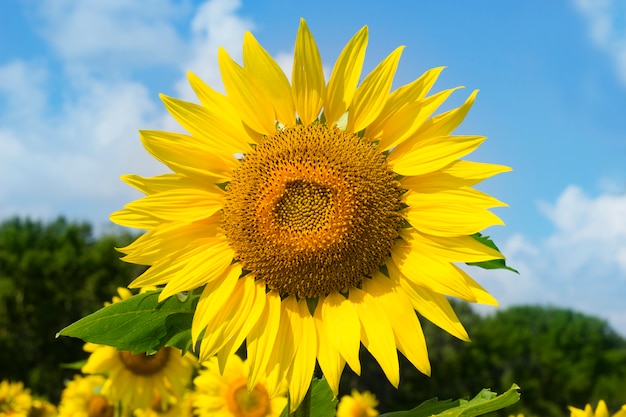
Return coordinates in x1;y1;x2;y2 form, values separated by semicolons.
274;180;332;231
225;377;271;417
117;348;171;376
223;124;404;298
87;395;114;417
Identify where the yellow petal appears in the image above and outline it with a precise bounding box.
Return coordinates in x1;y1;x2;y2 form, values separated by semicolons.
464;274;499;306
246;289;281;390
397;278;470;341
415;89;479;138
349;287;399;387
388;135;486;176
266;296;299;397
320;292;362;375
109;208;161;230
377;87;461;151
119;217;220;265
438;160;512;181
159;95;250;155
389;246;476;301
366;66;446;138
404;189;506;236
216;279;267;373
313;298;345;396
139;130;237;183
122;187;223;223
199;276;262;361
243;32;295;124
160;238;234;300
347;46;403;133
397;228;504;263
218;47;276;135
292;18;325;125
191;264;241;344
187;71;254;147
286;299;317;413
364;274;431;375
324;26;368;125
120;174;198;195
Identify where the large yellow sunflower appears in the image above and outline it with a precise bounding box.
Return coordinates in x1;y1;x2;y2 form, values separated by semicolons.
81;288;197;411
112;19;509;411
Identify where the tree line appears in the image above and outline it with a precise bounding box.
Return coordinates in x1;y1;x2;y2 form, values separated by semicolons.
1;216;625;416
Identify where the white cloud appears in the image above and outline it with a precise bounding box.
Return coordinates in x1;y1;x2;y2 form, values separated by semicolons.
573;0;626;86
35;0;189;69
174;0;254;100
472;185;626;337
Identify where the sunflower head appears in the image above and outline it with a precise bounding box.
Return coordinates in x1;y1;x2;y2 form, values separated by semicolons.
112;18;509;412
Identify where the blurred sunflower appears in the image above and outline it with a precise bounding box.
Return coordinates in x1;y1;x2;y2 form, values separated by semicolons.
58;374;113;417
0;380;32;417
569;401;626;417
28;399;57;417
192;355;287;417
81;288;197;411
112;18;508;411
336;390;379;417
133;390;194;417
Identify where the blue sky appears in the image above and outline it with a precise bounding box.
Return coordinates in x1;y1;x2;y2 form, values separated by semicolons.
1;0;625;335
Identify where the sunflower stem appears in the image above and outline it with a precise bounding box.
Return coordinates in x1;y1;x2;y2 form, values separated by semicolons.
290;383;312;417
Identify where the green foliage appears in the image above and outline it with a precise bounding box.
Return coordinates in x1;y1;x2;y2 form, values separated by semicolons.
58;289;197;354
382;384;520;417
0;216;143;402
339;303;626;417
467;306;626;416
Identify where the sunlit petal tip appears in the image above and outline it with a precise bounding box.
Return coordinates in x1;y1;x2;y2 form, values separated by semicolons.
348;45;404;132
324;25;369;125
293;17;325;125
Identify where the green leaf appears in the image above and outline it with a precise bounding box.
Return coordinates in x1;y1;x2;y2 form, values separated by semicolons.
56;290;197;354
310;378;338;417
466;233;518;273
435;384;520;417
381;398;458;417
380;385;520;417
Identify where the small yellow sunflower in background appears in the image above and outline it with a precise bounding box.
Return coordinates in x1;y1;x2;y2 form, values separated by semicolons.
336;390;379;417
569;401;626;417
337;390;378;417
192;355;287;417
112;18;508;410
0;380;33;417
28;399;57;417
58;374;113;417
133;390;194;417
81;288;197;411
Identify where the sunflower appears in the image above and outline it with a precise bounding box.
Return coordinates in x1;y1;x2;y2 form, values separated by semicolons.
58;374;114;417
569;401;626;417
112;18;508;411
336;390;379;417
28;400;57;417
81;288;197;411
192;355;287;417
0;380;32;417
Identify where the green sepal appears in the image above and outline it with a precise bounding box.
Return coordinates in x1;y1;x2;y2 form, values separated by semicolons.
56;289;197;354
466;233;518;273
380;384;520;417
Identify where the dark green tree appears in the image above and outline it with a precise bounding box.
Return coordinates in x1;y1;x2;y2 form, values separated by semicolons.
468;306;626;417
0;216;144;402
